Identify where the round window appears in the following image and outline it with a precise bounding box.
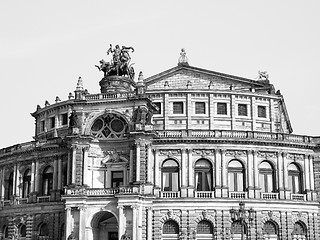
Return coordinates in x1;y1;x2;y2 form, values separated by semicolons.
111;119;124;132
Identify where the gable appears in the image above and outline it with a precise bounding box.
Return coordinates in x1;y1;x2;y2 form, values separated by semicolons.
145;65;266;91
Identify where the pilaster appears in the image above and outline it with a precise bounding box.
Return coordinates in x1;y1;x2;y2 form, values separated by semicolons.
215;148;222;198
247;150;254;198
187;148;194;197
181;148;187;197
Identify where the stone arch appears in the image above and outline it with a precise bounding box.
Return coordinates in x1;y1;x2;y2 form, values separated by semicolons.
160;157;181;167
194;211;215;226
291;214;308;227
258;159;277;171
261;213;281;227
226;158;247;169
85;110;130;137
192;157;214;168
90;210;119;228
159;212;180;230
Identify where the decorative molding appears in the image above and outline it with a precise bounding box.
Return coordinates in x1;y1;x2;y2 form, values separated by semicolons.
225;150;246;158
159;149;181;157
192;149;215;156
287;153;304;161
257;151;277;159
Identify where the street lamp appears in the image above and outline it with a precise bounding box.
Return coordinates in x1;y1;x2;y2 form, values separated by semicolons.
230;202;254;240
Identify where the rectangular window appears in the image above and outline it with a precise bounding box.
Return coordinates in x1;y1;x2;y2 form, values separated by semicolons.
154;102;161;114
50;117;55;129
238;104;248;116
40;120;45;132
217;102;227;115
173;102;184;114
61;113;68;125
258;105;267;118
111;171;123;188
195;102;206;114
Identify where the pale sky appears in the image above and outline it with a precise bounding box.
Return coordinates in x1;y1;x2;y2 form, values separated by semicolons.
1;1;320;148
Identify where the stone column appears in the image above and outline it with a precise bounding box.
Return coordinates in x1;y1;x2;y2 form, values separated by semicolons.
13;164;17;196
71;145;77;184
215;149;222;197
277;152;285;199
147;145;153;183
221;150;228;197
282;152;290;199
34;161;40;202
164;93;169;129
181;148;187;197
147;207;153;240
251;96;256;130
0;168;4;200
187;148;194;197
153;149;160;196
118;206;125;238
65;207;73;239
57;157;62;191
230;95;236;130
135;141;141;183
79;206;87;240
132;205;138;240
82;146;89;186
247;150;254;198
309;155;316;200
129;149;134;183
304;154;310;192
253;151;259;198
67;151;71;185
209;93;214;129
52;158;58;201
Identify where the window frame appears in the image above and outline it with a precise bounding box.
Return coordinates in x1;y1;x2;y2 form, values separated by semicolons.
42;166;53;196
111;171;124;188
172;102;184;115
238;104;248;116
228;160;245;192
154;102;162;115
195;102;206;115
217;102;228;115
257;105;267;118
195;159;213;191
161;159;180;192
259;161;275;193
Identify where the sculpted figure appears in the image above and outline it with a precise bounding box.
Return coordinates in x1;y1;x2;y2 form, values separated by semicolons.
121;230;131;240
67;231;76;240
69;111;78;128
258;70;269;80
178;48;188;65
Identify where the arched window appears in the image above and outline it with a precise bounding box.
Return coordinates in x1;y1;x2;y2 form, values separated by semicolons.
195;159;213;191
90;113;128;139
3;225;9;239
288;163;302;194
197;220;214;239
20;224;26;237
259;161;275;193
39;223;49;237
231;220;247;235
22;169;31;198
163;220;179;239
228;160;245;192
292;222;307;239
5;172;14;200
42;166;53;196
263;221;278;235
162;160;179;192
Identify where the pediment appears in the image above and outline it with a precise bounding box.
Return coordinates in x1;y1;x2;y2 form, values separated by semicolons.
145;65;269;92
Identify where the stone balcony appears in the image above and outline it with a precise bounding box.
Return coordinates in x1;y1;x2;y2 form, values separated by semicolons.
64;186;141;196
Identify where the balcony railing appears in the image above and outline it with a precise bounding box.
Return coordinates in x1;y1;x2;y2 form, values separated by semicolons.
261;192;279;200
160;191;180;198
17;198;28;204
195;191;214;198
291;193;306;201
156;130;313;145
229;191;247;199
37;196;50;203
64;186;141;196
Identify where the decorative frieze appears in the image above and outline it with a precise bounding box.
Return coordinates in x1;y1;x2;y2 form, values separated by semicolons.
286;153;304;161
192;149;215;156
159;149;181;157
257;151;277;159
225;150;246;158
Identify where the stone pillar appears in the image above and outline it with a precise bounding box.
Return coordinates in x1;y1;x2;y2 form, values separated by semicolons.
135;142;141;183
309;155;316;200
138;205;142;240
79;206;87;240
118;206;125;238
52;158;58;201
132;205;138;240
186;93;192;129
221;150;228;197
215;149;222;197
0;167;4;200
147;207;153;240
153;149;160;196
247;150;254;198
282;152;290;199
82;146;89;186
13;164;17;197
164;93;169;129
67;151;71;185
209;93;214;129
129;149;134;183
304;154;310;194
251;96;256;130
252;150;260;198
57;157;62;191
181;148;187;197
65;207;73;239
147;145;153;183
276;152;284;199
34;161;40;201
71;145;77;184
230;95;236;130
187;148;194;197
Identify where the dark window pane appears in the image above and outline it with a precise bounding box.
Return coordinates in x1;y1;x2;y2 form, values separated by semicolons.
238;104;248;116
41;120;45;132
154;102;161;114
112;171;123;187
163;221;179;234
62;113;68;125
217;103;227;115
20;225;26;237
50;117;55;128
173;102;184;114
195;102;206;114
263;221;277;234
258;106;267;118
197;220;213;234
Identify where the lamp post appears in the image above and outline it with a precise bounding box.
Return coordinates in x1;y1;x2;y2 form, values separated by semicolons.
230;202;254;240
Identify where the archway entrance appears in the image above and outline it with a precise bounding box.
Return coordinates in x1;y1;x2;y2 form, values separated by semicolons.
91;211;118;240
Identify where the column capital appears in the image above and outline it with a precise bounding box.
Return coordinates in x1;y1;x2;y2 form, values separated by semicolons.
132;204;140;210
71;144;78;150
65;206;72;211
117;205;125;210
280;151;288;158
78;205;87;211
82;145;90;151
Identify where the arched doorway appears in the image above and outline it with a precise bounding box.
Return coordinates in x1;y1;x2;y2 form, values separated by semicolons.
91;211;118;240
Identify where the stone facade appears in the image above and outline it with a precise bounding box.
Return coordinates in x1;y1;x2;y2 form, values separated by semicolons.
0;56;319;240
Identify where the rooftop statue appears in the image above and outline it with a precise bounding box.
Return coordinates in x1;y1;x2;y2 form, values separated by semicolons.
258;70;269;81
178;48;189;66
95;44;135;80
